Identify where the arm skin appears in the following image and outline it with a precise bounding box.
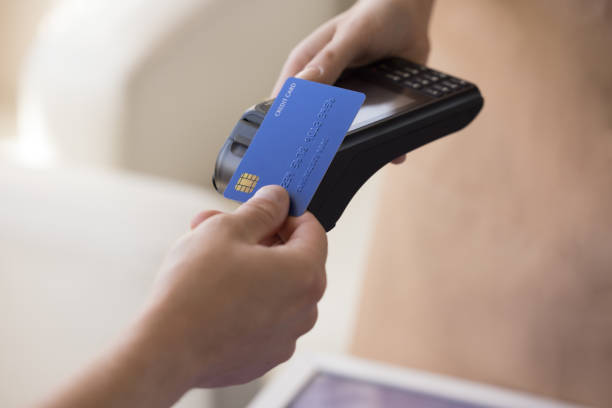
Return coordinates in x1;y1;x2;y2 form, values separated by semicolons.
35;186;327;408
273;0;435;164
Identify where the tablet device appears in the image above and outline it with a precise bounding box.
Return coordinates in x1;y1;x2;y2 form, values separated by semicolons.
247;354;581;408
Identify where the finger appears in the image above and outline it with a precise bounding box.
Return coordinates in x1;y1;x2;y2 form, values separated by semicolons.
277;212;327;264
190;210;222;230
303;29;362;85
258;234;283;247
271;18;337;96
231;185;290;243
397;45;430;66
391;154;407;165
294;306;319;336
294;65;324;82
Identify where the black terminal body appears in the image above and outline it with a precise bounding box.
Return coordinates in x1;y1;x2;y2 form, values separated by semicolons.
213;58;484;231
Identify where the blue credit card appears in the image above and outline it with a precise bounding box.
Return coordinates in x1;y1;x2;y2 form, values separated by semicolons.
224;78;365;216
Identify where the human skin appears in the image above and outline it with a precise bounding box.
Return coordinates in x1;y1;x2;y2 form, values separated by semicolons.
35;186;327;408
272;0;434;164
351;1;612;406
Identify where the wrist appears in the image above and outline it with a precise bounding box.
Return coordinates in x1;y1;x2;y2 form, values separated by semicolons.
36;302;203;408
121;301;206;401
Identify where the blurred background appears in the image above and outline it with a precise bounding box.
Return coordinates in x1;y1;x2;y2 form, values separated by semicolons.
0;1;373;407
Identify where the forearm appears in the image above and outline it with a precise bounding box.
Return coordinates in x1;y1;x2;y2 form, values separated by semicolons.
35;305;196;408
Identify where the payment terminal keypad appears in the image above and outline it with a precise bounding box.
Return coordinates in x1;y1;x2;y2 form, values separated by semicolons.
368;59;470;98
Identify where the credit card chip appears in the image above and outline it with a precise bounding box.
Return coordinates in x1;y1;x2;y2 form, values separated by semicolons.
234;173;259;193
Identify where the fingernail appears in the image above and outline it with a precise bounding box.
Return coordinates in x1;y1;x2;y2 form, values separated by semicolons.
295;65;324;80
252;185;288;204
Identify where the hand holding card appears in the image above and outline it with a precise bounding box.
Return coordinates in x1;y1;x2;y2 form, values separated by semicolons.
224;78;365;216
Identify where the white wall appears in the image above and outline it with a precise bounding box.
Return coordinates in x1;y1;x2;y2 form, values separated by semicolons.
0;0;60;105
0;0;60;160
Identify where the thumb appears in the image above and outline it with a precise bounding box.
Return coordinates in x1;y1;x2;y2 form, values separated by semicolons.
294;65;325;82
231;185;290;243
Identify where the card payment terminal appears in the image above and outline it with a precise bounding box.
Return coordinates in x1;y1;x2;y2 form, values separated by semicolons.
213;58;484;231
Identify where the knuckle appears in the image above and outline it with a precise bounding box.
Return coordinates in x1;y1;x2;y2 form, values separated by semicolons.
294;308;319;337
422;38;431;56
413;39;431;63
304;307;319;333
344;15;371;34
320;47;338;64
279;342;296;364
248;202;278;229
401;38;431;65
288;48;310;67
319;229;329;256
206;213;237;233
313;269;327;301
300;265;326;303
